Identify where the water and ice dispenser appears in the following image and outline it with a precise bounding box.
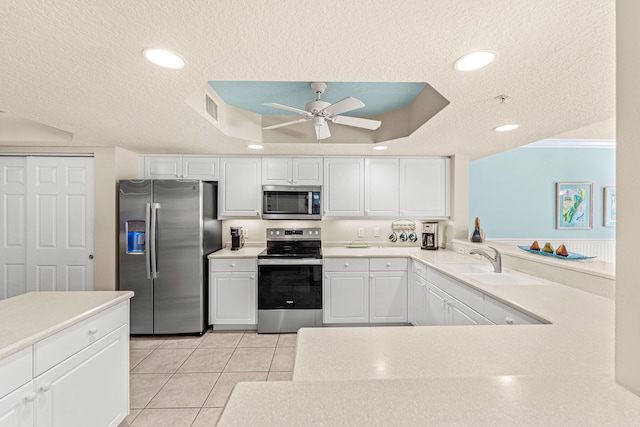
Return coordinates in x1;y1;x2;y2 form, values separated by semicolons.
126;220;146;254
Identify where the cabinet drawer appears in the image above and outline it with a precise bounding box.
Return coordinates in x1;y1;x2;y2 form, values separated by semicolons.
427;268;484;314
370;258;407;271
34;302;128;376
210;258;256;272
0;346;32;399
324;258;369;272
484;297;541;325
412;261;428;279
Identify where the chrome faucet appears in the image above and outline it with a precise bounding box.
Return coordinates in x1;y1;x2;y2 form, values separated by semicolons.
469;246;502;273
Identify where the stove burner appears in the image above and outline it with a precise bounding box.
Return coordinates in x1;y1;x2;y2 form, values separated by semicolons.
259;227;322;259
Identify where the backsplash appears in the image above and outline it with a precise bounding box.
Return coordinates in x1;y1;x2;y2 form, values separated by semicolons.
220;219;442;248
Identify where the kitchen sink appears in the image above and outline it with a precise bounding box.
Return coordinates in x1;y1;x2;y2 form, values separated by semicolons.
441;263;495;274
463;272;546;286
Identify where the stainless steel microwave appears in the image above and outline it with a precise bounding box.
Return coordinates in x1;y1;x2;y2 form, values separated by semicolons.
262;186;322;220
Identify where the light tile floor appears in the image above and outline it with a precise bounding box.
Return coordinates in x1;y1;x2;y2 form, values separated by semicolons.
119;330;296;427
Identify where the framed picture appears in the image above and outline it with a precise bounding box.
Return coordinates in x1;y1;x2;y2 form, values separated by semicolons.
556;182;593;229
603;187;616;227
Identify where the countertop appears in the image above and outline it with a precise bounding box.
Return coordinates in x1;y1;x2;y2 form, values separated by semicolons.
218;248;640;426
0;291;133;360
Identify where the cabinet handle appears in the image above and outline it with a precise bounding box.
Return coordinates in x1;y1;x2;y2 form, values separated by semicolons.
505;317;514;324
25;392;37;402
344;263;349;267
40;383;52;392
251;275;255;279
370;275;374;279
386;263;391;267
88;327;98;335
230;263;236;268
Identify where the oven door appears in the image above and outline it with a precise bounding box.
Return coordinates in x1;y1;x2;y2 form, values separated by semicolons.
257;259;322;310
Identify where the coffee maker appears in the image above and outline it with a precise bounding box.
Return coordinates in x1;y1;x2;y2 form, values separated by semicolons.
421;222;439;250
230;227;245;251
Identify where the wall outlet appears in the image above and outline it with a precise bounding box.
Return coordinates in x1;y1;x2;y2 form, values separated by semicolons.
373;227;380;237
357;227;364;238
242;228;248;239
457;246;465;254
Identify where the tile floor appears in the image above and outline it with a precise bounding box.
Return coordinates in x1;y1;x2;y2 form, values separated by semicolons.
118;330;296;427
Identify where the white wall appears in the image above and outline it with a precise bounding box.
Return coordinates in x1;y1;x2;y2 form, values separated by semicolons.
615;0;640;396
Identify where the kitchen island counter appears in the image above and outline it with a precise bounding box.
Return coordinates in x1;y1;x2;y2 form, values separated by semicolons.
0;291;133;360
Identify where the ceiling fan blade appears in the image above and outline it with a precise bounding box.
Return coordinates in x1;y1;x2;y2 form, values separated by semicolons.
323;97;365;116
331;115;381;130
315;123;331;140
263;102;311;116
263;118;309;130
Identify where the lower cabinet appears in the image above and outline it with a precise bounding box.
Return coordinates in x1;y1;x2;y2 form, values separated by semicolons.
209;259;257;326
323;258;408;324
426;282;492;326
0;301;130;427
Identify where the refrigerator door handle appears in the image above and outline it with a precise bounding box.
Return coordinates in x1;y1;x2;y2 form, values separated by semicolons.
145;203;152;279
150;202;161;279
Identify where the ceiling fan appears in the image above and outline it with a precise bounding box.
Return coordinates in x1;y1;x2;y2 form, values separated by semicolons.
262;82;382;140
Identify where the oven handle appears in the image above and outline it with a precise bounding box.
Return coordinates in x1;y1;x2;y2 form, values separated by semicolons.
257;258;323;266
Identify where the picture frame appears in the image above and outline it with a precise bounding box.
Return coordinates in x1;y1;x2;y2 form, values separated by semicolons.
603;187;616;227
556;182;593;229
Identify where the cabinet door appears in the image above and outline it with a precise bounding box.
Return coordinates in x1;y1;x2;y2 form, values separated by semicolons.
209;272;257;325
219;158;261;218
323;158;364;217
399;158;450;218
183;157;219;180
364;158;399;217
450;300;492;326
144;156;182;179
411;275;428;326
369;271;407;323
0;382;35;427
35;325;129;427
425;283;448;326
323;272;369;323
262;158;292;185
293;158;323;185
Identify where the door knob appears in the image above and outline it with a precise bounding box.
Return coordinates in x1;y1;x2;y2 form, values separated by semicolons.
89;254;94;259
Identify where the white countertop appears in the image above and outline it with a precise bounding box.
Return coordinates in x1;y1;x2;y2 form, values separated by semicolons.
218;247;640;425
0;291;133;360
208;246;265;258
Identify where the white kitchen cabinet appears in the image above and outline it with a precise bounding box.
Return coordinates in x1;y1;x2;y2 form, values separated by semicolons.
209;259;257;326
484;296;541;325
0;381;35;427
370;271;407;323
399;157;450;218
426;282;491;326
35;325;129;427
324;271;369;323
0;300;130;427
262;157;322;185
364;158;399;217
143;156;219;180
219;158;261;218
323;158;365;217
412;274;429;326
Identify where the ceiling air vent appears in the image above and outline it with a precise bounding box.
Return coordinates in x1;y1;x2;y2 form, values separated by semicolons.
205;94;219;122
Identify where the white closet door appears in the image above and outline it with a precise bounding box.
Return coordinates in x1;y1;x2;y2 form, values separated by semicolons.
26;157;94;292
0;157;28;299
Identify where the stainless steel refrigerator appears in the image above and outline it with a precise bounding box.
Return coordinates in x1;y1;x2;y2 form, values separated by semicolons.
118;180;222;335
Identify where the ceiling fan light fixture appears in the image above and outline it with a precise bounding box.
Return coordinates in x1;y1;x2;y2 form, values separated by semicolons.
494;124;519;132
373;145;388;150
143;48;185;69
247;144;263;149
454;51;496;71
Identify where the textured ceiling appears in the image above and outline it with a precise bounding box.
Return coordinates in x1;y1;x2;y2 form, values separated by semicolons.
0;0;615;159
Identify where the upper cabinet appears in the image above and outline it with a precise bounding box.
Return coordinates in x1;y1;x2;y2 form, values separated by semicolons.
262;157;323;186
399;158;450;218
323;158;365;217
143;156;219;180
365;158;399;217
219;158;261;218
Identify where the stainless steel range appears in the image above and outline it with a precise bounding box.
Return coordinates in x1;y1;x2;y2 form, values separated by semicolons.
257;228;322;333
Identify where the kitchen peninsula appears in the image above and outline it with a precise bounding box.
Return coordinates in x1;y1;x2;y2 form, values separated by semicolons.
0;291;133;427
216;246;640;426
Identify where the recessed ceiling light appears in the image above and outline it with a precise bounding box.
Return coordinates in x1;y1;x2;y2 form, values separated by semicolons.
373;145;388;150
494;124;519;132
143;48;185;69
454;51;496;71
247;144;263;150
